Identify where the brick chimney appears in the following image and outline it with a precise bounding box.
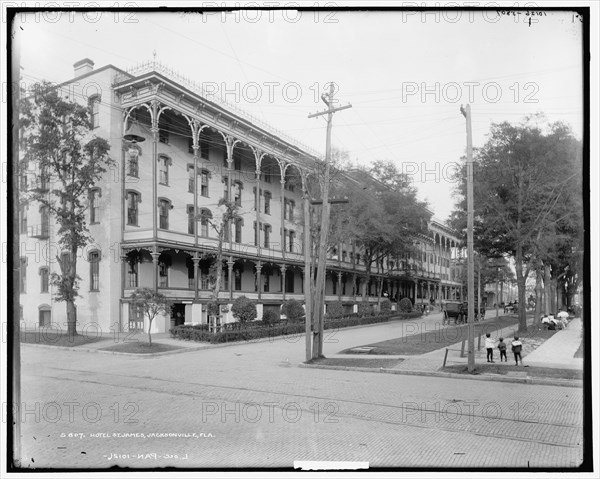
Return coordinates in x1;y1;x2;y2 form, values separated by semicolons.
73;58;94;77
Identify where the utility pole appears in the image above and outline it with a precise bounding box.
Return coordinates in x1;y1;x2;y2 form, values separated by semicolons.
12;43;22;467
460;104;475;373
307;83;351;359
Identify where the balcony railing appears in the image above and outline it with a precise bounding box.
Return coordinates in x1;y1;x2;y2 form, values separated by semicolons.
28;224;49;239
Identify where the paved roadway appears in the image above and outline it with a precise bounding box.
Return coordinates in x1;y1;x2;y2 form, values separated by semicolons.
16;312;584;469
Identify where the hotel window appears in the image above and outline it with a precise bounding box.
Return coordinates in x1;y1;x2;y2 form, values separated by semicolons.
40;267;49;293
128;148;139;177
235;218;243;243
19;204;27;234
89;250;100;291
20;257;27;293
158;199;171;230
89;188;101;224
263;224;271;248
159;156;170;185
188;165;195;193
39;206;49;237
288;230;295;253
264;191;271;215
127;260;138;288
159;260;169;287
200;139;209;159
283;199;295;221
200;170;209;197
88;95;100;129
233;181;242;206
187;205;195;235
342;251;347;262
126;191;140;226
234;268;242;291
200;208;211;237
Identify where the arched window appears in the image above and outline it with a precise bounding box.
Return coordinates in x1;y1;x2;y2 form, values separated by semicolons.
199;208;212;237
235;217;243;244
20;257;27;293
88;95;100;129
89;188;101;224
126;190;141;226
39;267;49;293
127;144;141;177
158;256;171;287
264;191;272;215
263;223;272;248
200;169;210;197
19;204;28;234
158;198;172;230
38;304;51;327
187;205;195;235
88;250;100;291
187;164;195;193
158;155;171;185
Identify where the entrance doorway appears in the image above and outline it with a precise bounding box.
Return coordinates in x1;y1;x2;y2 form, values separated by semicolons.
171;303;186;327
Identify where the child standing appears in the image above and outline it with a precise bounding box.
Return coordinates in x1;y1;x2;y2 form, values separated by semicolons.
511;336;523;365
485;333;495;363
497;337;507;362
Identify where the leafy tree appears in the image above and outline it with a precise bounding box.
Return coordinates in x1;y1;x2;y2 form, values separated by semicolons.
200;198;241;329
449;117;582;332
19;82;113;337
281;299;305;322
330;161;430;307
231;296;257;323
129;288;171;345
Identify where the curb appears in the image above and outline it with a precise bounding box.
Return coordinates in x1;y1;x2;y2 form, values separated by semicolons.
298;362;584;388
19;315;420;357
20;341;209;358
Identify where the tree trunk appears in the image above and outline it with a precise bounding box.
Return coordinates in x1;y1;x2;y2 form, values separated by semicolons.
376;277;383;310
544;264;552;314
515;245;528;332
534;265;543;324
66;300;77;338
148;317;153;345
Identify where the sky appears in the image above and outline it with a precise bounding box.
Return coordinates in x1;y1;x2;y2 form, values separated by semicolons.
11;4;585;222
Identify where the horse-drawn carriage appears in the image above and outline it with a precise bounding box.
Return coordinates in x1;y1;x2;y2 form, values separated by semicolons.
443;301;486;325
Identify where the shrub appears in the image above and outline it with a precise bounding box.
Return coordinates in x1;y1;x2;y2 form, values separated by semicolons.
281;299;305;322
262;309;280;325
231;296;257;323
326;302;345;319
357;302;372;317
399;298;413;313
380;298;392;314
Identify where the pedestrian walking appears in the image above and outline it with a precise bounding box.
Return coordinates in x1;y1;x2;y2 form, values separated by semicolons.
511;336;523;365
497;337;507;362
485;333;495;363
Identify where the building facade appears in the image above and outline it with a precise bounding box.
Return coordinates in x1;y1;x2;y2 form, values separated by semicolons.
18;58;463;334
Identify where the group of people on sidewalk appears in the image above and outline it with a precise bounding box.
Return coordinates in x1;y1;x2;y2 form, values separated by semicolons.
540;308;570;330
484;333;523;365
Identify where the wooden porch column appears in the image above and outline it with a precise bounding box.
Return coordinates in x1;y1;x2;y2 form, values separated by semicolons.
255;261;262;300
228;258;234;300
280;263;287;300
192;254;200;300
150;248;160;292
